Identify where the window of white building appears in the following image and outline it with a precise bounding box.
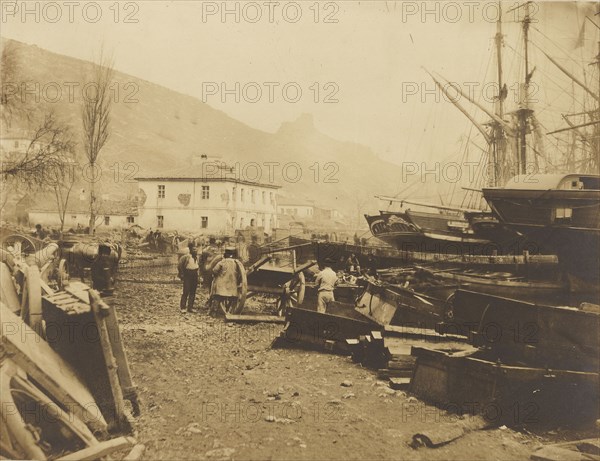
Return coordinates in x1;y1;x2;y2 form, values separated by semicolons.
201;216;208;228
157;215;164;228
158;185;165;199
202;186;210;199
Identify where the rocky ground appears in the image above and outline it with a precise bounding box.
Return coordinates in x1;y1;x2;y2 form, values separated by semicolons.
111;266;585;461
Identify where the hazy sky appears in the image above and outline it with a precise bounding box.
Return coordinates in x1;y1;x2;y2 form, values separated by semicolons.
2;1;598;166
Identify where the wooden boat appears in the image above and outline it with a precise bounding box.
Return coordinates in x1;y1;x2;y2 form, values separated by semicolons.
482;173;600;284
290;236;559;276
440;289;600;371
418;267;573;306
365;205;493;256
412;288;600;425
354;278;448;329
410;346;599;425
273;302;377;353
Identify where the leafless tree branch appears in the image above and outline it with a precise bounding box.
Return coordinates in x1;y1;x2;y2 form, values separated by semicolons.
82;51;114;233
0;113;75;188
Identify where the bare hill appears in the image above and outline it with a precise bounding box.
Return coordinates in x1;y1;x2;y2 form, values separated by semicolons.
2;38;406;223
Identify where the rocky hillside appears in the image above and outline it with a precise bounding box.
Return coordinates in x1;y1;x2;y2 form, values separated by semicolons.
2;38;407;224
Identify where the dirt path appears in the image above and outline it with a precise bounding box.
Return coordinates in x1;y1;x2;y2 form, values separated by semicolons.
113;268;548;461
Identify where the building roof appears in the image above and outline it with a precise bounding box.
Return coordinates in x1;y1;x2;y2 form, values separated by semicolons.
135;164;281;189
27;193;138;216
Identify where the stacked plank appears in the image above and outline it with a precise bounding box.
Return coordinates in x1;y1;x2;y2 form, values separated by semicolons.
347;324;471;391
378;342;416;390
347;331;387;368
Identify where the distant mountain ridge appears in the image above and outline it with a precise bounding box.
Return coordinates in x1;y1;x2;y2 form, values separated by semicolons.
1;37;406;224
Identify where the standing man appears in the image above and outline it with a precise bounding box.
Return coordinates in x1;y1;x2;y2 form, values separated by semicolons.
315;258;338;313
210;247;242;315
345;253;361;275
365;254;379;279
34;224;47;240
178;243;200;313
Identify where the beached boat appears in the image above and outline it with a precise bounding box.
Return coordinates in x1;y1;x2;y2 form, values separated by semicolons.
483;173;600;284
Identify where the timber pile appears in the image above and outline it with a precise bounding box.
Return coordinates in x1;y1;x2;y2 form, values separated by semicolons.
346;325;471;390
0;240;142;460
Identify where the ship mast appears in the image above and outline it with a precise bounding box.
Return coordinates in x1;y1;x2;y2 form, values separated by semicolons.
495;4;504;120
515;1;533;175
544;16;600;173
591;38;600;172
490;1;506;186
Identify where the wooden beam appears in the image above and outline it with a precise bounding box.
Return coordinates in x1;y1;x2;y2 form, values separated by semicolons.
123;444;146;461
246;256;272;276
225;313;285;324
57;436;136;461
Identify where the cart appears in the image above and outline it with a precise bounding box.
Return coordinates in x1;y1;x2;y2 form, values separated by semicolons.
207;245;317;318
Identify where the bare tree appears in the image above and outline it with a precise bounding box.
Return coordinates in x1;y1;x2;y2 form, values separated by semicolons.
0;42;75;218
352;192;369;228
0;113;75;189
82;54;114;234
49;159;77;233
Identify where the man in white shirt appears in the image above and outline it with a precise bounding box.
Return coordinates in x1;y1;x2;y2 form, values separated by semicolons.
315;258;338;313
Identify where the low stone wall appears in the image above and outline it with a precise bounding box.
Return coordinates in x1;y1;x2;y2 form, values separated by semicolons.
120;254;178;270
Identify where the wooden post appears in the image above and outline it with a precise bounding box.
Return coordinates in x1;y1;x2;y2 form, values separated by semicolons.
89;289;130;431
103;303;140;416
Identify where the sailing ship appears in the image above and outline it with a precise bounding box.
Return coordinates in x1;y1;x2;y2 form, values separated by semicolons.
366;2;599;267
481;3;600;285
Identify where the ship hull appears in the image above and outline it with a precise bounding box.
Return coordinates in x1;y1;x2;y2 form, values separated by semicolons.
365;211;494;256
483;187;600;284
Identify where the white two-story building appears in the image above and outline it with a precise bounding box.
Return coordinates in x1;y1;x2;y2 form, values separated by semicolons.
135;163;280;234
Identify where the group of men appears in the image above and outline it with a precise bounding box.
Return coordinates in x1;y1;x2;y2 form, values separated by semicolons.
178;240;379;316
177;241;241;314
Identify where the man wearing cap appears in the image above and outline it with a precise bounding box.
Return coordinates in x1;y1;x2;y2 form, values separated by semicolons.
210;246;241;314
178;242;200;313
315;258;338;313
